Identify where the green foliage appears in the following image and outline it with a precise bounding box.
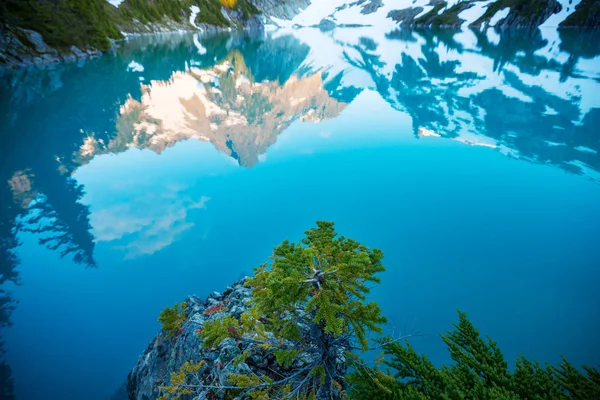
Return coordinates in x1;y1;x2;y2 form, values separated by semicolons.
200;314;240;347
158;360;205;400
196;221;387;398
2;0;123;52
247;220;387;350
1;0;259;55
158;224;599;400
236;0;259;21
118;0;190;24
347;310;600;400
195;0;231;27
158;302;187;339
274;349;301;368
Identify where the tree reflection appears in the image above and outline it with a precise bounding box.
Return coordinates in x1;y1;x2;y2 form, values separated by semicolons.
0;182;19;400
21;172;96;267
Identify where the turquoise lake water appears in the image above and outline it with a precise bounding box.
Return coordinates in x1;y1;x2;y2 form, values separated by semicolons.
1;28;599;400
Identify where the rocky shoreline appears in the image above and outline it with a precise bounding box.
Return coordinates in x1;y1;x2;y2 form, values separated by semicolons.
0;24;247;70
0;27;108;69
3;0;599;70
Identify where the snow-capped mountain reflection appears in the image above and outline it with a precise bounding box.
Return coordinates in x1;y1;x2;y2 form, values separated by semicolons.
75;28;600;182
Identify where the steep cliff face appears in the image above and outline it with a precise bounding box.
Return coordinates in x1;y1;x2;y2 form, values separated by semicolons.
251;0;311;20
127;282;255;400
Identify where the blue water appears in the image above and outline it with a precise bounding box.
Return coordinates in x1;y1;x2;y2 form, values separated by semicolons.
1;28;600;400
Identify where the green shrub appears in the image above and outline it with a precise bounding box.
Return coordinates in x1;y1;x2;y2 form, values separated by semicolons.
158;302;188;339
2;0;123;52
1;0;260;53
195;0;231;27
348;310;600;400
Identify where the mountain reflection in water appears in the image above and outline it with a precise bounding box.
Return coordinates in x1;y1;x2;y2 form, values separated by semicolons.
0;27;599;400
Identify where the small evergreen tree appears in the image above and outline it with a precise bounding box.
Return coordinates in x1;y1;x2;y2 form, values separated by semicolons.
157;224;599;400
160;221;388;399
158;302;188;339
346;311;600;400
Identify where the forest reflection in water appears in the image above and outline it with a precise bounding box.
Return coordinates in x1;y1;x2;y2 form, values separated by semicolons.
0;26;600;400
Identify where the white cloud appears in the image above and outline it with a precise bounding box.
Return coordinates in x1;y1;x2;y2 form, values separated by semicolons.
92;193;211;258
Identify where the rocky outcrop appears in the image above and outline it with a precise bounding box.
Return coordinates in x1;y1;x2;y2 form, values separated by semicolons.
251;0;310;20
127;282;251;400
0;26;106;68
127;279;341;400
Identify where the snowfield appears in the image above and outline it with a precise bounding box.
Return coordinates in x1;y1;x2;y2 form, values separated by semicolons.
107;0;124;7
190;6;200;29
271;0;585;29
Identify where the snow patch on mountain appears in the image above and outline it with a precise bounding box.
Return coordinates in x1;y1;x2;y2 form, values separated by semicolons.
107;0;124;7
264;0;574;30
273;0;348;26
540;0;583;27
189;6;200;28
272;0;416;28
328;1;398;29
457;0;495;26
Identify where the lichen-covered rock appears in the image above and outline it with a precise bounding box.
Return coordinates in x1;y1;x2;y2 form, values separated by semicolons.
126;279;323;400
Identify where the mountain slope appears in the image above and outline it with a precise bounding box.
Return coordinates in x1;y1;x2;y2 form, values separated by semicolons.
269;0;598;29
0;0;263;67
1;0;598;69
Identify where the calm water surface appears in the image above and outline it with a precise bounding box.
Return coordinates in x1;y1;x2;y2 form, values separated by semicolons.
1;27;599;400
